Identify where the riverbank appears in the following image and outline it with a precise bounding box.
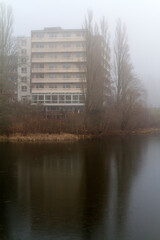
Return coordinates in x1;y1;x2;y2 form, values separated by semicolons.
0;128;160;143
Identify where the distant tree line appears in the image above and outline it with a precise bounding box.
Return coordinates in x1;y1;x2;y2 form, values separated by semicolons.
0;3;159;135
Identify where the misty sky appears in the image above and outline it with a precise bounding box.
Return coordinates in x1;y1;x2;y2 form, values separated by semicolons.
2;0;160;106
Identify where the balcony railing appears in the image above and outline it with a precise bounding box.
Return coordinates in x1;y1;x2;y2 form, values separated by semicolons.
32;68;85;73
31;37;85;42
32;57;85;63
32;47;85;52
32;88;83;94
32;78;86;83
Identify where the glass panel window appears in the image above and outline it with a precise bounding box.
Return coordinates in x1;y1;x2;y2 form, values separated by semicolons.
76;32;83;37
36;53;44;58
48;33;57;38
63;73;71;78
21;86;27;92
59;95;65;103
76;52;84;57
63;53;70;58
63;43;71;47
49;53;57;58
21;40;26;46
63;33;71;38
35;73;44;78
66;95;71;103
35;43;44;48
52;95;58;103
21;49;27;55
49;63;57;68
32;95;37;103
63;64;70;69
21;68;27;73
76;83;81;88
76;42;83;47
63;84;71;89
48;73;58;78
49;43;57;48
36;33;44;38
73;95;78;103
21;77;27;83
21;58;27;64
36;84;44;88
45;95;51;103
79;95;85;103
38;95;44;103
49;84;57;88
34;63;44;68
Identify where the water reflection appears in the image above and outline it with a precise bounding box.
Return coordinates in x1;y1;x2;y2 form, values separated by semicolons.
0;136;160;240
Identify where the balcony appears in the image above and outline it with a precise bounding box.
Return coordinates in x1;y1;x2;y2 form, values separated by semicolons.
32;78;86;83
32;47;85;53
32;88;83;94
32;57;85;63
31;37;85;43
32;68;85;73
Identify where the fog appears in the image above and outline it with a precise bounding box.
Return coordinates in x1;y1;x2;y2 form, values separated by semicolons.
3;0;160;106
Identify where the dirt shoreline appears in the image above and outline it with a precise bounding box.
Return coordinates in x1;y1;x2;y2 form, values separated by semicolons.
0;128;160;143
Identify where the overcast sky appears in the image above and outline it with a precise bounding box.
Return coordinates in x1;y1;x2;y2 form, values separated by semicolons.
2;0;160;106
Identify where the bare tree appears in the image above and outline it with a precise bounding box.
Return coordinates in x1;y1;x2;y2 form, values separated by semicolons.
83;11;111;113
113;19;144;130
0;2;17;91
0;2;17;133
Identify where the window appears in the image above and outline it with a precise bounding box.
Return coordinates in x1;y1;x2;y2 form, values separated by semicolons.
21;49;27;55
21;77;27;83
21;68;27;73
76;42;83;47
34;63;44;68
48;73;58;78
22;58;27;64
32;95;37;103
66;95;71;103
52;95;58;103
35;43;44;48
63;73;71;78
76;52;84;57
45;95;51;103
63;43;71;47
21;40;26;46
36;33;44;38
49;53;57;58
76;83;81;88
21;86;27;92
49;33;57;38
35;73;44;78
49;43;57;48
79;95;85;103
49;84;57;88
76;73;84;78
63;64;70;69
76;63;84;70
73;95;78;103
63;53;70;58
59;95;65;103
49;63;57;68
38;95;44;103
63;84;71;89
76;32;83;37
36;84;44;88
36;53;44;58
63;32;71;38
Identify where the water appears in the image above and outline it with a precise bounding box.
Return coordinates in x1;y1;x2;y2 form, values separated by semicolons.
0;135;160;240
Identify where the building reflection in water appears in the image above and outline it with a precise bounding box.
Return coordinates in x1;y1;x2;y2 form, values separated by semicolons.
0;137;147;240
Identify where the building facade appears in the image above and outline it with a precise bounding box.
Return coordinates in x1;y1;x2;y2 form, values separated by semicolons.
31;27;86;111
17;37;31;101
